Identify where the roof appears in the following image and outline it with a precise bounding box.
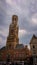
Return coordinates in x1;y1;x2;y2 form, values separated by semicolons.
33;34;37;39
30;34;37;44
15;44;24;49
0;46;6;51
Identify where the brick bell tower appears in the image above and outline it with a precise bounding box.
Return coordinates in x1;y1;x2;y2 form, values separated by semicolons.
6;15;19;49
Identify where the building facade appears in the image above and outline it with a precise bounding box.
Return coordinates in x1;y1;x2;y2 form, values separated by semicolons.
30;35;37;65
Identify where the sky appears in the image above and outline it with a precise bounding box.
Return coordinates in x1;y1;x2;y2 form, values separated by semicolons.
0;0;37;48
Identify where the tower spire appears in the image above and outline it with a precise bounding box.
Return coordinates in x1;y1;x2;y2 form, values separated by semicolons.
6;15;19;49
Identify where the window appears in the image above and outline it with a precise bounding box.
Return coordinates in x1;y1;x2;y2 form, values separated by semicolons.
7;53;10;62
33;45;35;48
9;44;11;48
14;18;16;21
35;64;36;65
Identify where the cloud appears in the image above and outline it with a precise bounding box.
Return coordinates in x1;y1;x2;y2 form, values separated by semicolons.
0;37;2;48
0;28;8;48
0;37;2;43
19;29;27;38
32;18;37;24
31;13;37;25
6;0;12;5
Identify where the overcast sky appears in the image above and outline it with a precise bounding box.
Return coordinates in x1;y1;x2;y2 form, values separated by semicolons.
0;0;37;48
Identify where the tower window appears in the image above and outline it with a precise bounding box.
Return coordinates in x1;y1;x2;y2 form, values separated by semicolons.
33;45;35;48
35;64;36;65
9;44;11;48
14;18;16;21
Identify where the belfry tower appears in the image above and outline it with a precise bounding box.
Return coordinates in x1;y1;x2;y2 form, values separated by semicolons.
6;15;19;49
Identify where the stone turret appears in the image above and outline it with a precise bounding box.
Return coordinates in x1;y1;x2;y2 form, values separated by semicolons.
6;15;19;49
